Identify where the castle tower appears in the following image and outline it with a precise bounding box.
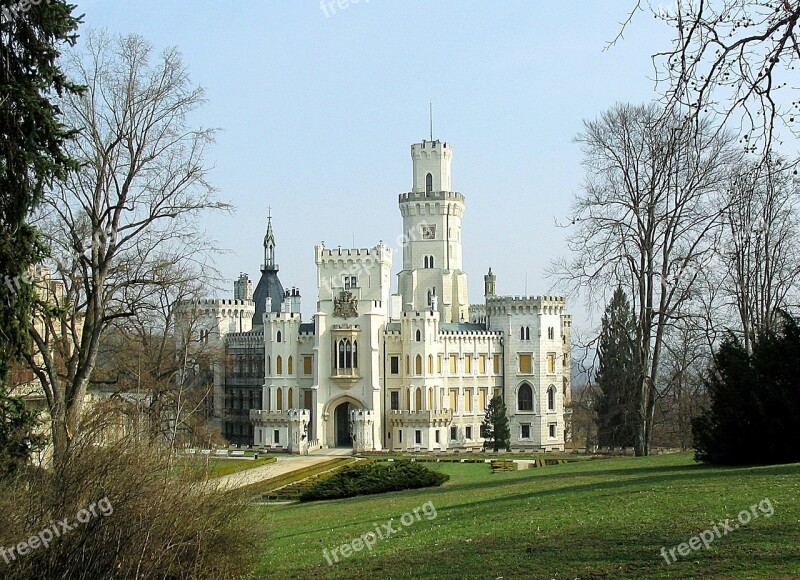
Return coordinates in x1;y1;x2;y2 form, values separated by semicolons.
398;140;469;323
252;213;285;329
484;267;496;298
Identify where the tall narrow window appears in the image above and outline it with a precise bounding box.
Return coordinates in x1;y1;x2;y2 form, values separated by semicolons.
276;356;283;375
276;388;283;411
288;356;293;375
276;331;282;343
345;340;352;368
338;341;345;369
415;329;422;342
518;383;533;411
520;326;525;340
548;326;554;340
548;386;556;410
426;172;433;194
428;355;433;374
415;355;422;375
415;388;422;411
353;340;358;368
526;327;531;340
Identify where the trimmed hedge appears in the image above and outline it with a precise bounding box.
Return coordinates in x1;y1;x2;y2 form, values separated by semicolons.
299;459;449;501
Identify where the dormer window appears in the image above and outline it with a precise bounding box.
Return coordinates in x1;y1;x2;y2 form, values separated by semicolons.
426;172;433;194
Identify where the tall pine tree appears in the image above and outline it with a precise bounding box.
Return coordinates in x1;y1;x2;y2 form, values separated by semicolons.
595;287;639;449
0;0;82;474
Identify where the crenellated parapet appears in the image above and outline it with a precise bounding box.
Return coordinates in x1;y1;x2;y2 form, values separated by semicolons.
485;295;567;316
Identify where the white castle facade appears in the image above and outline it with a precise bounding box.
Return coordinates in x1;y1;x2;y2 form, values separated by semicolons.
177;139;571;453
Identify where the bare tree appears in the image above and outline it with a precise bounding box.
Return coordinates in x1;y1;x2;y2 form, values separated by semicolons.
92;270;226;456
720;156;800;352
551;102;740;455
25;31;229;461
623;1;800;159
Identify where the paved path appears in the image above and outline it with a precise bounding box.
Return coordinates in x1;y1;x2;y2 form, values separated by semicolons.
216;447;353;491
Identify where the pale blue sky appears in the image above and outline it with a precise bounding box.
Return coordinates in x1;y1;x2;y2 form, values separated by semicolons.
73;1;673;329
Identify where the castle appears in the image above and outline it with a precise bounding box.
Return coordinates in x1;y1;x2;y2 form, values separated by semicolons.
177;139;571;453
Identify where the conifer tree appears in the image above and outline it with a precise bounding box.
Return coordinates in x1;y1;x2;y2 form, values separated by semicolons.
0;0;82;473
481;394;510;452
595;287;639;449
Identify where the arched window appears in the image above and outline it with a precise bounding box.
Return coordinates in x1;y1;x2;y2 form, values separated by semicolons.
345;339;352;369
353;340;358;368
406;355;410;374
276;331;282;343
520;326;526;340
526;327;531;341
415;354;423;375
427;289;433;307
428;354;434;375
288;356;293;375
415;329;421;342
287;387;293;408
423;256;429;268
415;387;423;411
547;386;556;411
276;388;283;411
276;356;283;375
518;383;533;411
429;256;434;268
426;172;433;194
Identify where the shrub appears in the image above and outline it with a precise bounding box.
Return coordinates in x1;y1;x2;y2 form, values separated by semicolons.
299;459;449;501
0;409;264;579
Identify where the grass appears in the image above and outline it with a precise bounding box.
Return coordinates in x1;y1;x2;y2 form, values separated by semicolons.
254;452;800;578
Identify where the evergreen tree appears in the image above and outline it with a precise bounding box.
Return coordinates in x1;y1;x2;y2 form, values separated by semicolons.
693;312;800;465
595;287;639;449
481;394;510;452
0;0;82;473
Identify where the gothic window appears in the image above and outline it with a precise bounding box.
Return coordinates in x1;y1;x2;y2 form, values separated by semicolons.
424;256;429;268
276;388;283;411
426;172;433;194
427;289;433;306
520;326;525;340
518;383;533;411
337;340;345;368
547;386;556;411
526;327;531;340
276;331;282;343
415;354;423;375
353;340;358;368
276;356;283;375
415;388;422;411
345;340;352;368
415;329;421;342
428;355;433;375
288;356;293;375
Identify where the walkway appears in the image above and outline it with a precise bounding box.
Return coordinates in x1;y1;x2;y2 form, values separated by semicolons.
215;447;353;491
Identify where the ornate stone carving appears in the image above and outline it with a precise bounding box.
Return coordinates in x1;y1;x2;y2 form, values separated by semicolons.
333;290;358;319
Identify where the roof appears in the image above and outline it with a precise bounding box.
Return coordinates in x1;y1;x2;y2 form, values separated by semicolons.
252;266;284;327
439;322;489;333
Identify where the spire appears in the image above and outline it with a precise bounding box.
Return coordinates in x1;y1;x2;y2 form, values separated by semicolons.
263;209;277;271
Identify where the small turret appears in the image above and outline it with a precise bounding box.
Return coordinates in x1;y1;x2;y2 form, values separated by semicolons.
484;267;496;298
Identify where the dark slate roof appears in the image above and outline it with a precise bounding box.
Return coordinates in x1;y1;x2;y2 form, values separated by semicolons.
385;322;401;332
299;323;315;334
439;322;488;333
252;266;284;327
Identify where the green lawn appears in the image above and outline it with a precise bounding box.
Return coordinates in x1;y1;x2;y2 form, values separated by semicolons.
254;452;800;579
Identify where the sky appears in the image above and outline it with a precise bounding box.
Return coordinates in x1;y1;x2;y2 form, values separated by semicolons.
71;1;675;332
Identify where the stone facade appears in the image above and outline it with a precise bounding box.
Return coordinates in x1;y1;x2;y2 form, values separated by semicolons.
178;139;572;452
